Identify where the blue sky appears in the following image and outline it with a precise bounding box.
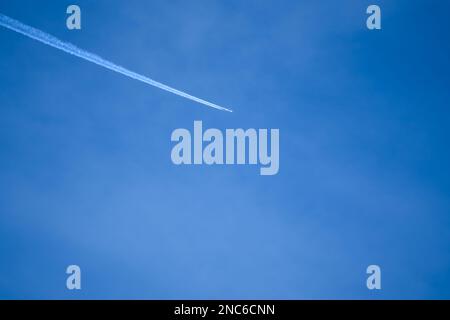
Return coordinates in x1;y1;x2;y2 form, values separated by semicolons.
0;0;450;299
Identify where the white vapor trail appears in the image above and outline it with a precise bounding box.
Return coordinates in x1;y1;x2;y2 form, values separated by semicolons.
0;13;232;112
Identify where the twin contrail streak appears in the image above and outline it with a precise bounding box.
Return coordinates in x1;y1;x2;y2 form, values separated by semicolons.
0;13;232;112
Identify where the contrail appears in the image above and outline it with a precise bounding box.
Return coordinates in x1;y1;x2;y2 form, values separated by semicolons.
0;13;232;112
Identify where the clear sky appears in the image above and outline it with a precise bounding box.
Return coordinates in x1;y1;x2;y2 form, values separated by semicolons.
0;0;449;299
